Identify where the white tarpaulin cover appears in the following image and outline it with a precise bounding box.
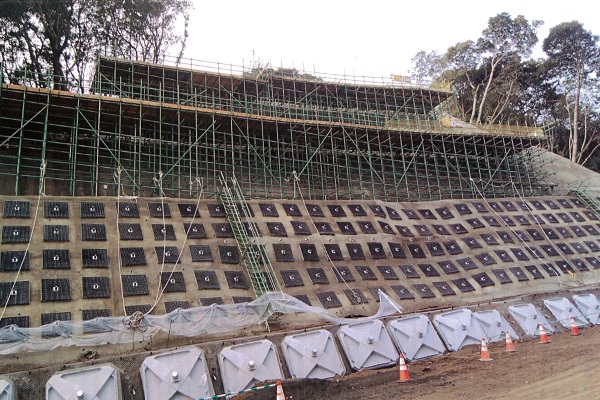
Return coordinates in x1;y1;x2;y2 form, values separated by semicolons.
0;291;403;355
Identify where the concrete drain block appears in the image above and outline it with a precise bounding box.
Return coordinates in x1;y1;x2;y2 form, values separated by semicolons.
473;310;518;343
282;329;345;379
141;347;214;400
0;376;16;400
46;363;121;400
508;303;554;337
433;309;485;351
543;297;588;328
338;320;397;371
387;314;446;361
572;293;600;325
219;340;283;394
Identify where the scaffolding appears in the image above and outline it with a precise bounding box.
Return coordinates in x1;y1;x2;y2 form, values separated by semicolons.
0;55;552;201
218;172;281;296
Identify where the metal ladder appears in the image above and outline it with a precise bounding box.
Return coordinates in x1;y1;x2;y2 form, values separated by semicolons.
218;173;282;297
569;188;600;218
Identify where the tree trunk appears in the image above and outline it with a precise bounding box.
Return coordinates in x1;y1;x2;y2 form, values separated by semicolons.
52;52;67;91
571;67;582;163
476;58;499;124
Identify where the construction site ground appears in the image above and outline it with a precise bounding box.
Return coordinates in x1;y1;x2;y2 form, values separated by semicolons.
234;325;600;400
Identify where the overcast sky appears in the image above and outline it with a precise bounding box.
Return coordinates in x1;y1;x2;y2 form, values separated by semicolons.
185;0;600;78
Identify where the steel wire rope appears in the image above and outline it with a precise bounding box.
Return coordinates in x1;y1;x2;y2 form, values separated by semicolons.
145;177;205;316
114;167;140;320
292;171;363;304
0;160;46;323
151;172;169;306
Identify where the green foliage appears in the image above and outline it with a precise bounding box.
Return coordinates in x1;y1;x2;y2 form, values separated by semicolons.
411;13;542;125
411;14;600;169
543;21;600;79
543;21;600;163
0;0;192;88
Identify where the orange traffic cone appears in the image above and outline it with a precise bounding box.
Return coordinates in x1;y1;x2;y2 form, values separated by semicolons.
505;331;516;352
538;323;551;344
276;380;286;400
479;337;493;362
570;316;581;336
397;353;411;382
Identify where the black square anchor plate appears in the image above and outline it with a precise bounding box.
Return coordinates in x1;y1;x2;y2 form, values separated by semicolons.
368;242;387;259
377;265;399;280
80;202;104;218
225;271;249;289
438;260;460;274
388;242;407;258
307;268;329;284
399;264;420;278
433;281;456;296
472;272;495;288
148;203;171;218
347;243;366;260
291;221;312;235
282;203;302;216
280;270;305;287
491;268;513;283
184;223;207;239
344;289;368;305
452;278;475;292
333;266;355;283
316;291;342;308
391;285;415;299
509;266;529;281
412;284;436;298
300;243;319;261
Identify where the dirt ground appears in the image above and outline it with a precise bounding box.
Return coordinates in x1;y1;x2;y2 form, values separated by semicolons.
234;326;600;400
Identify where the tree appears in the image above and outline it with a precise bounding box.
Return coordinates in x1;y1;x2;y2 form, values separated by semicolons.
543;21;600;163
475;13;542;123
0;0;192;89
0;0;76;89
96;0;191;64
410;13;542;126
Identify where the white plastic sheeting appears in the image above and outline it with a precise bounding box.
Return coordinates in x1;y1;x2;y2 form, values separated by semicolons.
281;329;346;379
433;309;485;351
140;347;214;400
218;339;283;394
508;303;554;337
46;364;121;400
573;294;600;325
0;377;16;400
337;320;397;371
0;291;403;355
387;315;446;361
473;310;518;342
543;298;587;328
